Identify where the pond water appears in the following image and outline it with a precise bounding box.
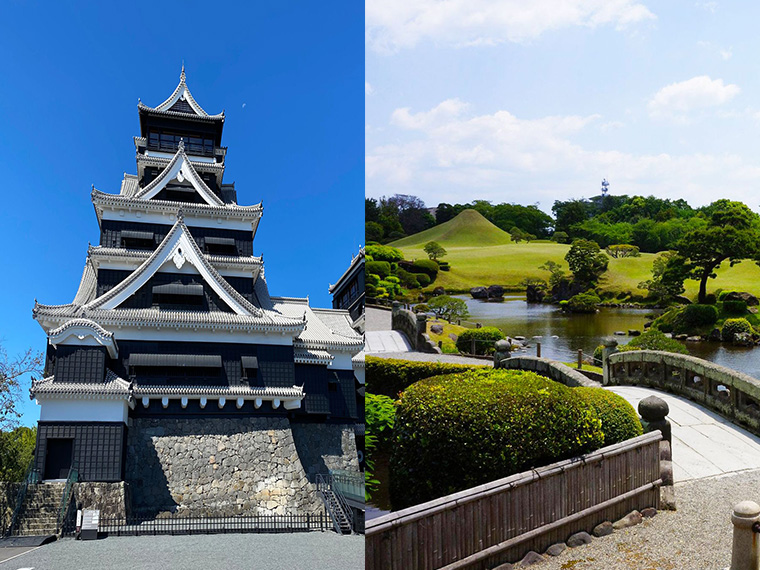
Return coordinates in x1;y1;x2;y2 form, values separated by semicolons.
368;295;760;516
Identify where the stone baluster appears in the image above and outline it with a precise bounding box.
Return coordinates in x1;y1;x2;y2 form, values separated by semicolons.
638;396;675;510
730;501;760;570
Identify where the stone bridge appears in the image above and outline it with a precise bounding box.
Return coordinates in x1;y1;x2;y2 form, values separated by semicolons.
604;349;760;438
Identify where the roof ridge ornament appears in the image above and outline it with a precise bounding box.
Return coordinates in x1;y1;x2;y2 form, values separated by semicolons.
177;208;184;221
178;138;185;152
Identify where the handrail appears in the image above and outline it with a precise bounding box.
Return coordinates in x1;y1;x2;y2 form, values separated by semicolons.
5;458;40;537
329;469;365;504
56;462;79;535
316;473;354;532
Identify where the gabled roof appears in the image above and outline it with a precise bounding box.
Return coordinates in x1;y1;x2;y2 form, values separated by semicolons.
133;143;224;206
47;318;119;358
31;370;132;400
138;66;224;120
273;297;363;352
119;174;140;197
87;216;262;316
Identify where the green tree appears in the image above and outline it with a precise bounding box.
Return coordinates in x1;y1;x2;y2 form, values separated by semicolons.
538;260;567;289
638;251;688;303
677;200;760;303
0;426;37;481
509;226;525;243
365;221;384;243
428;295;469;322
423;241;447;261
1;345;44;431
565;239;609;288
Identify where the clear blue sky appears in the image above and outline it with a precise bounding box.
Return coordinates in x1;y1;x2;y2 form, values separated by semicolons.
0;1;363;426
367;1;760;212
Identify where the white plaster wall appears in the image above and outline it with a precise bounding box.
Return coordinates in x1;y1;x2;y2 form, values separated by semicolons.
329;353;355;370
39;399;128;423
353;366;365;385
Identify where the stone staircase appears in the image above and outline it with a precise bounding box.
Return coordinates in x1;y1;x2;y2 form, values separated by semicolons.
13;482;66;536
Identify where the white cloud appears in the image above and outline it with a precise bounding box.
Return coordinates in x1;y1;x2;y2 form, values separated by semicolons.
696;1;718;12
365;82;374;95
697;41;732;60
720;48;733;60
648;76;740;122
366;0;656;53
366;100;760;208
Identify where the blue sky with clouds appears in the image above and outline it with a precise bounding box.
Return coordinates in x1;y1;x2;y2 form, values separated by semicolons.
0;1;362;426
366;0;760;211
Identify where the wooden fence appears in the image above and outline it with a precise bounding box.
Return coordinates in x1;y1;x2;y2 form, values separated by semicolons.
366;431;662;570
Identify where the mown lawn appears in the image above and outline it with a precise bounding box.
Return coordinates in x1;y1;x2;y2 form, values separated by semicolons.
426;320;468;353
397;241;760;300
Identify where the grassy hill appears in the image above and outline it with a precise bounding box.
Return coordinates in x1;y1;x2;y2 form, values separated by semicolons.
390;209;512;248
390;210;760;298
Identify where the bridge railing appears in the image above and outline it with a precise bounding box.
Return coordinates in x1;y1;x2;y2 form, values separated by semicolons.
606;350;760;436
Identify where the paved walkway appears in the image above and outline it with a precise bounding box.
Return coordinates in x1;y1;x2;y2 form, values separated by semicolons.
607;385;760;482
365;306;391;332
365;331;413;353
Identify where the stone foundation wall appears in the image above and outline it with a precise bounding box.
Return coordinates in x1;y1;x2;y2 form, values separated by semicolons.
126;417;326;516
72;482;130;519
0;483;21;530
291;423;360;479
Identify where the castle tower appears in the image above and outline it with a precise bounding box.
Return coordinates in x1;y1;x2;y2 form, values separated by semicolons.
30;69;363;516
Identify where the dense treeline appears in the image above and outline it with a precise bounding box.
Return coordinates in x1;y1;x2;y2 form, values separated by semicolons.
366;192;746;255
366;195;552;243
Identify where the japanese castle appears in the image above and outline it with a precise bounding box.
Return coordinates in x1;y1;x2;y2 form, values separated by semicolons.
29;69;363;518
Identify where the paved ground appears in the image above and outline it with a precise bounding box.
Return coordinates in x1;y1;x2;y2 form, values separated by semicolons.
367;350;491;365
607;385;760;482
365;331;413;353
365;306;391;332
0;532;364;570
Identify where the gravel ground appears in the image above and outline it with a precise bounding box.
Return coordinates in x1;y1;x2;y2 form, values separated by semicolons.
536;469;760;570
0;532;364;570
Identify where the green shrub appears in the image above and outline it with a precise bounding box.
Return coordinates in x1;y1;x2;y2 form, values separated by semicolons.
415;273;431;287
396;268;420;289
0;427;37;482
566;293;601;313
552;231;570;244
412;259;439;280
593;345;604;364
366;393;396;448
617;329;688;354
704;293;717;305
455;327;506;355
390;370;604;508
365;284;377;297
413;303;430;313
718;290;737;302
722;318;753;342
386;275;400;284
366;356;485;397
574;388;642;446
723;300;748;315
681;304;719;328
365;244;404;262
366;273;380;286
366;261;391;279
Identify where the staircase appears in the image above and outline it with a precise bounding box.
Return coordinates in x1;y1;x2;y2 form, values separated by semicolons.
320;488;353;534
12;483;66;536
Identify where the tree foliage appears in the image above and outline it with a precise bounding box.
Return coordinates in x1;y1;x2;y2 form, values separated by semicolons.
0;426;37;481
677;200;760;303
423;241;447;261
428;295;469;322
1;345;44;431
565;239;609;288
638;251;688;303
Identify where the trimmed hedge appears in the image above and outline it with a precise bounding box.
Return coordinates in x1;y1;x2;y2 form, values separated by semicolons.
415;273;431;288
722;318;753;342
723;300;748;315
366;356;485;398
455;327;506;355
390;369;604;508
574;387;642;446
411;259;439;280
681;304;719;328
617;329;688;355
566;292;601;313
366;261;391;279
365;244;404;262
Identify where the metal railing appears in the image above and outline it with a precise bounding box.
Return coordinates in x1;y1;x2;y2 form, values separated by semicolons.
316;473;355;533
60;511;329;537
56;462;78;535
4;459;40;537
329;470;365;505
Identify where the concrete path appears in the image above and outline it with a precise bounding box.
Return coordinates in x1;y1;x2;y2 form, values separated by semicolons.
365;306;392;332
607;385;760;482
366;350;491;365
365;331;413;353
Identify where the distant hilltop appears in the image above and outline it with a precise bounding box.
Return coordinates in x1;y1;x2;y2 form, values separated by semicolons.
389;209;512;248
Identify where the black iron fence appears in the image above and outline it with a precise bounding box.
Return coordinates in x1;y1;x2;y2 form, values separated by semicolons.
60;511;331;537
